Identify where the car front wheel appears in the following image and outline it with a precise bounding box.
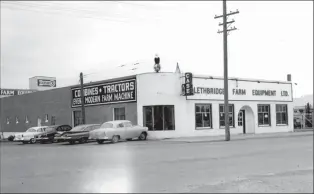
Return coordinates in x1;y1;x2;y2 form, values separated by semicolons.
139;132;147;141
111;135;119;144
97;140;105;144
30;138;36;144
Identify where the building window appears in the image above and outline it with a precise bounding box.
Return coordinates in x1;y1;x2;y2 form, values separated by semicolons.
219;104;235;127
73;111;83;127
51;116;56;125
238;111;243;126
143;105;175;131
195;104;212;129
276;104;288;125
113;107;126;120
16;116;19;124
258;104;271;126
6;117;10;125
45;114;49;123
25;116;29;124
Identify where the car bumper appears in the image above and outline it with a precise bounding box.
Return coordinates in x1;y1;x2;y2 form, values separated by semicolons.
89;136;109;140
36;137;53;142
14;137;31;142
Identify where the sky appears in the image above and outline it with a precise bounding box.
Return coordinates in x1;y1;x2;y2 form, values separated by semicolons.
0;1;313;98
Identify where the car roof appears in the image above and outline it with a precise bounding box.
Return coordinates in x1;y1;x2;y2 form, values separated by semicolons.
105;120;131;124
29;126;48;129
47;124;70;128
74;124;100;127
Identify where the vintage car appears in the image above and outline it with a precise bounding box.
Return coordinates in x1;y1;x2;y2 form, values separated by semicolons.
36;124;72;143
89;120;148;144
54;124;101;144
14;126;48;144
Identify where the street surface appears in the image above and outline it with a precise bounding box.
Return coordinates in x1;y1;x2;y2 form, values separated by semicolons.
0;135;313;193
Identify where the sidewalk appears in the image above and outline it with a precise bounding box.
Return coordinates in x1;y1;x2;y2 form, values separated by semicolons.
160;131;313;143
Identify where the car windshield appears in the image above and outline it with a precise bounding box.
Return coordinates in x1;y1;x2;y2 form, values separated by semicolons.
101;122;114;128
26;128;37;132
71;125;88;132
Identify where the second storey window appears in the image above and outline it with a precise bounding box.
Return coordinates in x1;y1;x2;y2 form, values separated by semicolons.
219;104;235;127
276;104;288;125
113;107;126;120
258;104;271;126
195;104;212;129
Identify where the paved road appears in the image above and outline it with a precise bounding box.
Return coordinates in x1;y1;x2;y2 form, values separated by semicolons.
1;135;313;193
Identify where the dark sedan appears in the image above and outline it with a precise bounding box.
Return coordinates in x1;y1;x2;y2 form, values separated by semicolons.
36;125;72;144
54;124;100;144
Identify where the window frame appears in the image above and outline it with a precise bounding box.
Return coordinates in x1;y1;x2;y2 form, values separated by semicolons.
6;117;10;125
16;116;19;124
25;115;29;124
219;104;235;128
143;105;175;131
113;107;126;121
45;114;49;123
257;104;271;127
276;104;288;126
195;104;213;130
238;111;243;127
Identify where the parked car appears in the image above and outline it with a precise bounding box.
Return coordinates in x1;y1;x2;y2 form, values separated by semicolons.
36;124;72;143
13;126;48;144
54;124;101;144
7;135;15;141
89;120;148;144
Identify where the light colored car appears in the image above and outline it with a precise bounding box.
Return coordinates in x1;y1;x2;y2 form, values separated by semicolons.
14;126;48;144
89;120;148;144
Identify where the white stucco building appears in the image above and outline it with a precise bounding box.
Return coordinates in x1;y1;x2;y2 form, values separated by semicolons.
1;71;294;140
136;72;293;139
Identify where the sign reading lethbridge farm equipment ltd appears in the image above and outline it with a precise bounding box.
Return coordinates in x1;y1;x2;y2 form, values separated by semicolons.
71;79;136;108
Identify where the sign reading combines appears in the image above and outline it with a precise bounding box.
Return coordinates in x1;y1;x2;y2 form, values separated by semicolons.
184;72;193;96
71;79;136;108
37;79;56;87
0;89;37;97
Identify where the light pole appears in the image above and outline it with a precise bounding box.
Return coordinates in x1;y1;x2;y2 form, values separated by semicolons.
214;0;239;141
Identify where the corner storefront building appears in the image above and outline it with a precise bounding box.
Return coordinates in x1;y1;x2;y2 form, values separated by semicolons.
0;72;293;139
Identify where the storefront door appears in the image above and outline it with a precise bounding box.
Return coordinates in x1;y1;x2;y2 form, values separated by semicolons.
238;110;246;134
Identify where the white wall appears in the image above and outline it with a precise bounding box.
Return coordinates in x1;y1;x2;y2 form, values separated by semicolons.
136;73;294;139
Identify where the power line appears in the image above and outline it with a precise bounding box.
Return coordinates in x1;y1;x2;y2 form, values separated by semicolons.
1;1;164;24
1;1;130;23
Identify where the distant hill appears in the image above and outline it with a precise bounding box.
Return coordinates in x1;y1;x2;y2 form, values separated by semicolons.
294;94;313;107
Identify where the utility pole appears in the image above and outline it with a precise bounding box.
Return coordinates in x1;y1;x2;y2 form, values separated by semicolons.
79;72;86;124
214;0;239;141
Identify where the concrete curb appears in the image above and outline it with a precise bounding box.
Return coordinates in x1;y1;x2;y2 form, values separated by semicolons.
160;131;313;144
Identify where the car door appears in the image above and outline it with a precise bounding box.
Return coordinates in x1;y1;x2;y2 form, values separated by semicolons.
123;122;138;138
132;124;143;137
116;123;127;139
